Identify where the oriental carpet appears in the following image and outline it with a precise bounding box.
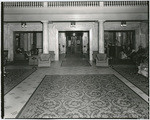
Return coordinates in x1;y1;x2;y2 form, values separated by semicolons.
17;74;148;119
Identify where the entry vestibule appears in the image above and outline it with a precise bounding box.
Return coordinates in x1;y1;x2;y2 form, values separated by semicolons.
49;22;100;61
59;31;89;56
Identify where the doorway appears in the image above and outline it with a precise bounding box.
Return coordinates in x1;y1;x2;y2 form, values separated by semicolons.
66;31;83;54
14;31;43;61
104;30;135;59
59;31;90;66
59;31;89;60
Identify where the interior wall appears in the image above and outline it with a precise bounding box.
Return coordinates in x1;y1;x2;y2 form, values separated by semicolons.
58;32;66;54
4;24;12;61
4;24;9;50
140;22;148;48
82;32;89;53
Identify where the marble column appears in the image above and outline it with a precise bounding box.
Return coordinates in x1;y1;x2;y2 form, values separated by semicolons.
98;20;105;53
42;20;49;54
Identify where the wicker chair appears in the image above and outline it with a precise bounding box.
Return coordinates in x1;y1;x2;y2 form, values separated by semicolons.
96;53;109;67
38;53;51;67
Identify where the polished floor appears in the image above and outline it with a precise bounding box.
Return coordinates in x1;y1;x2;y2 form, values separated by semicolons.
3;60;149;118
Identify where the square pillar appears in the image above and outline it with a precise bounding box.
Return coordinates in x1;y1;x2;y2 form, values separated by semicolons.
41;20;49;54
98;20;105;53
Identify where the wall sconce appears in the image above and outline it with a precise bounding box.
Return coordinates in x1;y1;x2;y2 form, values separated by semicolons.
21;22;27;28
121;21;126;27
71;21;76;27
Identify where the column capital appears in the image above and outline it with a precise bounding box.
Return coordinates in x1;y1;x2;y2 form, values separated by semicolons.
49;21;53;24
97;20;105;23
41;20;49;23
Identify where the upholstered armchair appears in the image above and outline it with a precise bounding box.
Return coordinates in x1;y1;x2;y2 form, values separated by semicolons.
138;58;148;77
96;53;109;67
38;53;51;67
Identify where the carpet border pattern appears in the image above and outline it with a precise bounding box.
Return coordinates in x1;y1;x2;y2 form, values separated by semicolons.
4;68;36;95
111;65;149;95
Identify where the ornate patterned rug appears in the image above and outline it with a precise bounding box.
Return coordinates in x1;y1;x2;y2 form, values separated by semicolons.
4;68;36;95
112;65;149;95
17;74;148;119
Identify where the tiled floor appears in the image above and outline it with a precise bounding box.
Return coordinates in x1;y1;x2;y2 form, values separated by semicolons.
3;61;149;118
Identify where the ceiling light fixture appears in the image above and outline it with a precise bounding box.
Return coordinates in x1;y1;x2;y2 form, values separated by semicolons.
71;21;76;27
21;22;27;28
121;21;126;27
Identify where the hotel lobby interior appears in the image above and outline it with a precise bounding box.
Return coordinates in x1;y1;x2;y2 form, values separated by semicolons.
2;1;149;119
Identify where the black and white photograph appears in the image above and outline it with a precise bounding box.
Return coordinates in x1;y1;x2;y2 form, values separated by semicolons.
1;0;149;119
